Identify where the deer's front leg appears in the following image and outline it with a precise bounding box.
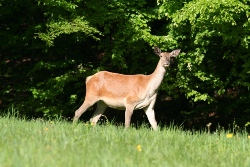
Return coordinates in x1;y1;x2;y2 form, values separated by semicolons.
144;97;158;130
124;105;135;129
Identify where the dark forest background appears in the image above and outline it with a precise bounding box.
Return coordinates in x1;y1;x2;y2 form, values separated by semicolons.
1;0;250;130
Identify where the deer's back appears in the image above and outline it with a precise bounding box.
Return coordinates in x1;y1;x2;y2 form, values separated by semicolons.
86;71;151;108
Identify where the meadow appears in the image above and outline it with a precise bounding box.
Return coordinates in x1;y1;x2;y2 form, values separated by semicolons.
0;113;250;167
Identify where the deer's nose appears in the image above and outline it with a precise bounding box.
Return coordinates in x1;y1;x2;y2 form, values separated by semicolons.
164;62;170;67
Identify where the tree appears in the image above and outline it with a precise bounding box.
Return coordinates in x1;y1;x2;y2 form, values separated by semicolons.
1;0;250;128
169;0;250;126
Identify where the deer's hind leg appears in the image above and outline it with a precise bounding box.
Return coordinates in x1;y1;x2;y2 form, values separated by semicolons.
90;101;107;125
73;93;98;122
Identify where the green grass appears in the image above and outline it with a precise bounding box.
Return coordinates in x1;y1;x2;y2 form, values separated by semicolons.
0;114;250;167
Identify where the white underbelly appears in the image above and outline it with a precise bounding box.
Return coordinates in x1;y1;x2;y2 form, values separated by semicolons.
101;97;126;110
100;94;157;110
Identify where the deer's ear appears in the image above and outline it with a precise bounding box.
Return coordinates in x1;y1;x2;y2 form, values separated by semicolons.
170;49;181;57
154;46;161;55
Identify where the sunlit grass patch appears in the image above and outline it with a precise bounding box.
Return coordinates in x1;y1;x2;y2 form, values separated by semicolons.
0;114;250;167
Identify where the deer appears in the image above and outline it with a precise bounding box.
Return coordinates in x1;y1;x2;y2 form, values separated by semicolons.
73;46;181;130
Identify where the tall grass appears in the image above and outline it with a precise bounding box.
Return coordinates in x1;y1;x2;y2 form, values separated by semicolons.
0;112;250;167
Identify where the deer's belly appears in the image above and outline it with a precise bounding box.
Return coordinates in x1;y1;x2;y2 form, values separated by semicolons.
101;94;157;110
101;97;126;110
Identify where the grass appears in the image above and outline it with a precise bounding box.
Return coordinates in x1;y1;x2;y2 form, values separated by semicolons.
0;113;250;167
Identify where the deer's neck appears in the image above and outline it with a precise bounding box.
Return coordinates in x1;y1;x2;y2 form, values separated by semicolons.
148;61;166;92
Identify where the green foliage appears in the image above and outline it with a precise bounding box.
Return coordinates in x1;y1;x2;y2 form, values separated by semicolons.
1;0;250;126
167;0;250;119
37;17;101;47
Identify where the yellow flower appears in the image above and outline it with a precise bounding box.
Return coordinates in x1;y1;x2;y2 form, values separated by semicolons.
227;133;233;138
46;145;51;150
136;145;142;152
248;135;250;139
91;122;95;126
45;128;49;131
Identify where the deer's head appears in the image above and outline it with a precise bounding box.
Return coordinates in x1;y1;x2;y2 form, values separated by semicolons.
154;46;181;68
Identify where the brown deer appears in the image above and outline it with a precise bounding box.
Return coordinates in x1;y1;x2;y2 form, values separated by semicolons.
73;46;181;130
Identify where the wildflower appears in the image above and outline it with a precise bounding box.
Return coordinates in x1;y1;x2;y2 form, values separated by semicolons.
91;122;95;126
248;135;250;139
227;133;233;138
45;127;49;131
50;121;53;124
136;145;142;152
46;145;51;150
